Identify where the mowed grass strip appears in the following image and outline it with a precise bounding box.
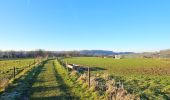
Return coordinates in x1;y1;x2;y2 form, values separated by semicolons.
30;60;69;100
54;60;96;100
53;60;80;99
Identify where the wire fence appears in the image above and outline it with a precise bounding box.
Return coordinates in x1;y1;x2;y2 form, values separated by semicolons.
0;61;36;90
56;58;135;100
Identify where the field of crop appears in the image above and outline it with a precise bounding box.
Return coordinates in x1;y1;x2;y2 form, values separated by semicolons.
0;59;35;80
64;57;170;99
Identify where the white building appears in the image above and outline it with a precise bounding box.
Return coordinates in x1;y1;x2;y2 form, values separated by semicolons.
115;55;121;59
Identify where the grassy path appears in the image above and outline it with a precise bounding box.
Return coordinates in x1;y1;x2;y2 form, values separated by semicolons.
54;60;99;100
30;60;79;100
1;59;95;100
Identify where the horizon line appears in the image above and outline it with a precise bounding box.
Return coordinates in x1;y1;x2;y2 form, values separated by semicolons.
0;48;168;53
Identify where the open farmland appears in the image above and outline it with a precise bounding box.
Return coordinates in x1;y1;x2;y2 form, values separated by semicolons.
0;59;101;100
1;57;170;100
64;57;170;76
64;57;170;99
0;59;35;80
0;59;36;93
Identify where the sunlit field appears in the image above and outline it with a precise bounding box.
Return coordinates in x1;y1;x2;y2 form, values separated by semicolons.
65;57;170;99
0;59;35;80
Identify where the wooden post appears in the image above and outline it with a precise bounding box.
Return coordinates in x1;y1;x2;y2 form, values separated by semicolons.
67;67;69;74
65;61;67;66
121;83;124;89
118;80;121;88
13;67;16;79
88;67;90;88
66;61;69;72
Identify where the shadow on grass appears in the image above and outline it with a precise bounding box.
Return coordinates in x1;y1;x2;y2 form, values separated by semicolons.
90;67;107;71
77;67;107;73
30;60;80;100
54;67;80;100
30;96;77;100
0;60;48;99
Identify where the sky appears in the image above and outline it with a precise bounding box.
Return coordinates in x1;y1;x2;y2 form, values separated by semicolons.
0;0;170;52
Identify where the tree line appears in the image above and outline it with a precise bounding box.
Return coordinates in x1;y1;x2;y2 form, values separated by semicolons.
0;50;83;59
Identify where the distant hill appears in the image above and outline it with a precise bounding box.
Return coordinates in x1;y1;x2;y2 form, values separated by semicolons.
159;49;170;58
79;50;133;56
122;49;170;58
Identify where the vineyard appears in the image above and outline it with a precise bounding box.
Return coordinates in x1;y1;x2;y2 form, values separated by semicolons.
64;57;170;99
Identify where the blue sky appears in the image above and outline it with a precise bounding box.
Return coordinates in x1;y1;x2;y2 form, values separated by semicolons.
0;0;170;52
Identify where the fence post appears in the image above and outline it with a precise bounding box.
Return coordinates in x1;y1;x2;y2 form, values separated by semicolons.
34;59;36;64
13;67;16;79
121;83;124;89
65;61;67;66
66;61;69;72
88;67;90;88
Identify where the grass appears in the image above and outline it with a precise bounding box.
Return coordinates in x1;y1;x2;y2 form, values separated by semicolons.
1;59;99;100
0;59;35;80
0;60;45;100
64;57;170;99
65;57;170;76
30;59;100;100
30;60;68;99
2;57;169;99
30;60;83;100
54;60;102;100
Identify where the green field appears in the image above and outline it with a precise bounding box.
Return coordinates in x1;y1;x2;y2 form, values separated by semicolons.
64;57;170;99
30;60;102;100
0;58;170;100
0;59;99;100
65;57;170;76
0;59;35;80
